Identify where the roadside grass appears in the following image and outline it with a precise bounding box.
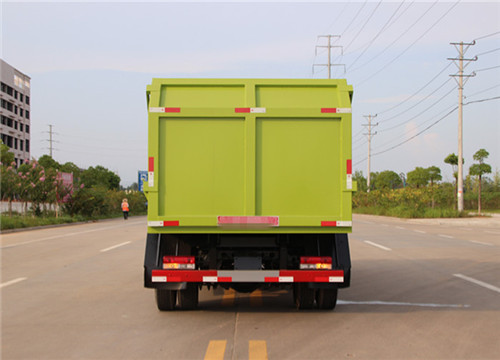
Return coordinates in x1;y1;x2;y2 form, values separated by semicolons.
353;206;468;219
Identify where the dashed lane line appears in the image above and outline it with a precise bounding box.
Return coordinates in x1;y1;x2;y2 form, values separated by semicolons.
470;240;494;246
0;277;27;289
364;241;392;251
413;230;427;234
100;241;131;253
454;274;500;294
1;220;143;249
439;234;454;239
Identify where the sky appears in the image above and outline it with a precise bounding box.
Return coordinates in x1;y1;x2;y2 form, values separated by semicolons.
1;0;499;186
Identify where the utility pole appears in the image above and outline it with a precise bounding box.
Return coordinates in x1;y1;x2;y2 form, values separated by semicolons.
448;41;476;212
46;124;57;157
363;114;378;192
313;35;345;78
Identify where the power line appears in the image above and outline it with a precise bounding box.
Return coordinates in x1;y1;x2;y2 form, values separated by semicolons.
474;65;500;73
348;0;439;74
357;0;461;86
378;84;456;132
377;63;452;116
474;31;500;41
474;47;500;57
343;0;383;53
346;1;406;70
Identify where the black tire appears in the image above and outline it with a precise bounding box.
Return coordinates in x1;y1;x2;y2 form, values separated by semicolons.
178;283;199;310
294;283;315;310
316;288;338;310
155;289;177;311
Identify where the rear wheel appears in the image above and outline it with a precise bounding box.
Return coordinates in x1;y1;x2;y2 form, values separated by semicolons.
294;283;315;310
316;288;338;310
155;289;177;311
178;283;199;310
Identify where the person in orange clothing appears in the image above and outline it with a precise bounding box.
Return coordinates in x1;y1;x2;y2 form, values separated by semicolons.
121;198;130;220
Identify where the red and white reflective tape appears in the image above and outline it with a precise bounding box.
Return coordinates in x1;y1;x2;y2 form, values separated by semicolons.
321;108;351;113
218;216;279;227
346;159;352;190
321;221;352;227
148;157;155;187
234;107;266;113
149;107;181;113
148;221;180;227
152;269;344;283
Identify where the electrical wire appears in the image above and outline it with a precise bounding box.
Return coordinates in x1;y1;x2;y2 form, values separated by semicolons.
357;0;461;86
344;0;383;53
474;65;500;73
347;1;407;70
378;78;454;126
348;0;439;73
474;47;500;57
474;31;500;41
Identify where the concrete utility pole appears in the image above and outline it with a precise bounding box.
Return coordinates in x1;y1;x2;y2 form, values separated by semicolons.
448;41;476;212
313;35;345;79
363;114;377;192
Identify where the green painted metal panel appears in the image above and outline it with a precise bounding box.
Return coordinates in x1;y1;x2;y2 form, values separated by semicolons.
145;79;354;234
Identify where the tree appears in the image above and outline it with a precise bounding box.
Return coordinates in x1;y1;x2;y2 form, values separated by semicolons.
1;141;15;166
469;149;492;215
373;170;402;190
38;155;60;170
427;166;442;186
353;170;367;192
80;165;120;190
444;153;464;205
407;167;429;188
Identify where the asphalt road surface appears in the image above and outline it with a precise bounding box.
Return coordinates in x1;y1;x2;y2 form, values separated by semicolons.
1;214;499;359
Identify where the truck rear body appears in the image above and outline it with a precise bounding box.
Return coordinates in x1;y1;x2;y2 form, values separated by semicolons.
144;79;354;310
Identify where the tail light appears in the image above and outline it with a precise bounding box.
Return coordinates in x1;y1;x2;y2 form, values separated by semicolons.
300;256;332;270
163;256;196;270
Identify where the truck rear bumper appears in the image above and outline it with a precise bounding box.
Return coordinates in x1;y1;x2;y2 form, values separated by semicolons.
151;269;344;284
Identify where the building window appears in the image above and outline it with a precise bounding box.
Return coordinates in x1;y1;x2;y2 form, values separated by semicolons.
25;125;30;134
14;121;18;130
20;124;24;132
25;139;30;152
20;94;24;102
20;109;24;117
25;96;30;105
25;110;30;119
20;140;24;151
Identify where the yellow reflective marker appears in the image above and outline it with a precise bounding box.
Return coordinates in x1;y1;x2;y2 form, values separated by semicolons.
249;340;268;360
204;340;227;360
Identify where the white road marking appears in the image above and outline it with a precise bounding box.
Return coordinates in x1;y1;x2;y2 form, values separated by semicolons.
414;230;427;234
380;224;389;227
484;230;500;235
454;274;500;294
470;240;494;246
364;241;392;251
396;226;405;230
1;220;143;249
100;241;131;253
338;300;470;308
439;234;454;239
1;277;27;289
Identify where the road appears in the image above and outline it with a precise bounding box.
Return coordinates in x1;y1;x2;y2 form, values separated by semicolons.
1;214;499;359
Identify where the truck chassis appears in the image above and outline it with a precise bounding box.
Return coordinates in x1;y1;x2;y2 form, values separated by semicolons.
144;233;351;310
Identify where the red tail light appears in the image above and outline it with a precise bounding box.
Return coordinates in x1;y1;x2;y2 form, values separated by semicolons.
300;256;332;270
163;256;195;270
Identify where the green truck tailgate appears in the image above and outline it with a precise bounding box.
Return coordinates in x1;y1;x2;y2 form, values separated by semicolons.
145;79;354;233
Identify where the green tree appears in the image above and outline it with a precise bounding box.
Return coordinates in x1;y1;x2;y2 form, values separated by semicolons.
407;167;429;188
469;149;492;215
353;170;367;192
1;141;15;166
374;170;402;190
80;165;120;190
38;155;60;170
427;166;442;186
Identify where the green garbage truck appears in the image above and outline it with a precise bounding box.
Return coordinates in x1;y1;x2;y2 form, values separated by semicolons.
143;79;354;311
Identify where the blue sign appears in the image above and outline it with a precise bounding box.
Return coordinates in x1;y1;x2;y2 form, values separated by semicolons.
138;171;148;192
